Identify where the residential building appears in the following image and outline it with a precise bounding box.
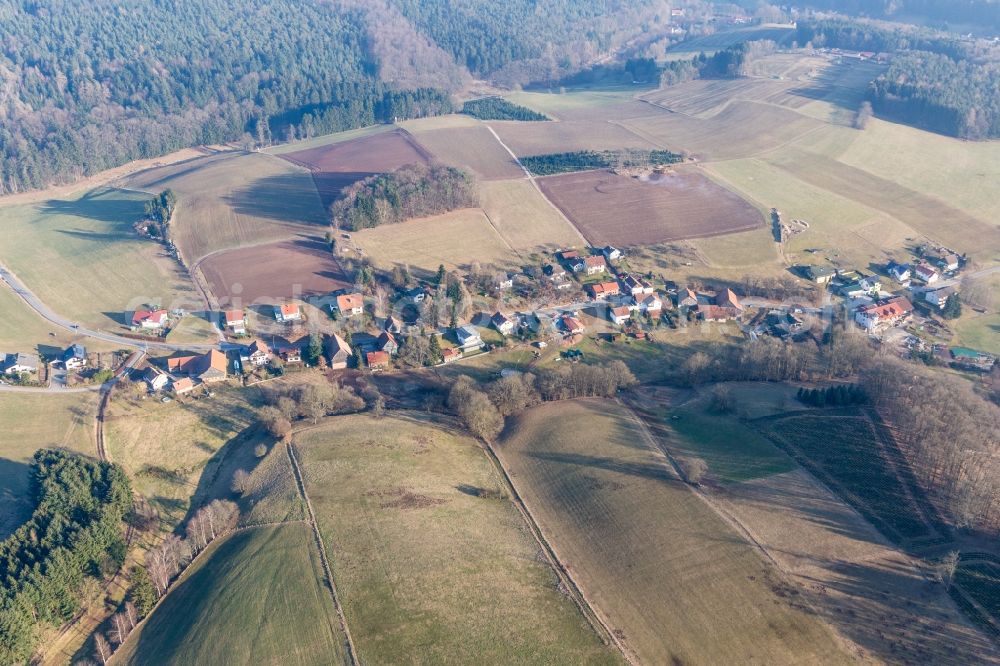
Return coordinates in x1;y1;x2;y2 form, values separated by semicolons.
493;273;514;291
854;296;913;331
677;288;699;309
403;287;426;304
273;303;302;323
717;288;743;311
622;274;653;296
456;325;483;350
699;305;739;322
442;348;463;363
584;255;607;275
223;310;247;335
940;254;960;272
245;340;272;366
603;246;622;261
491;312;515;336
560;315;585;334
924;286;956;309
587;281;620;300
609;306;631;325
887;261;911;283
376;331;399;355
336;293;365;317
804;265;835;284
143;367;169;392
328;333;352;370
913;264;939;284
132;309;168;329
552;275;573;290
558;249;580;262
274;343;302;364
2;352;39;374
635;292;663;315
62;344;87;370
366;350;390;371
167;350;228;382
384;316;403;334
171;377;195;395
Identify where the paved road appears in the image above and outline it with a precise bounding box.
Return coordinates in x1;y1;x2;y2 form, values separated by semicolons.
0;262;220;353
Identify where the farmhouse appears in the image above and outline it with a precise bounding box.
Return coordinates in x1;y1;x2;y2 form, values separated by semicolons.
855;296;913;331
587;281;620;300
442;347;463;363
887;261;911;283
677;288;699;308
245;340;272;366
132;309;168;329
803;265;835;284
584;255;607;275
274;303;302;323
491;312;515;336
717;288;744;311
560;315;585;334
171;377;195;395
924;286;956;309
273;343;302;364
558;249;580;262
328;333;352;370
223;309;247;335
384;316;403;334
167;350;228;383
376;331;399;355
699;305;739;322
622;274;653;296
2;352;39;374
609;306;631;325
456;325;483;350
603;246;622;261
366;350;390;371
913;264;939;284
62;344;87;370
336;293;365;317
143;367;169;392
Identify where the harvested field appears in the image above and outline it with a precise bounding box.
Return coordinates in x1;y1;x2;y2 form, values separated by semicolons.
408;125;524;180
295;413;618;664
349;208;517;273
495;398;851;665
279;129;432;208
479;179;583;251
124;151;327;264
490;120;656;156
536;167;763;246
641;78;812;118
198;237;351;306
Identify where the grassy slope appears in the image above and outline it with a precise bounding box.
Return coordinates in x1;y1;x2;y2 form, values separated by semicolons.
113;523;347;666
479;178;583;252
0;188;196;329
296;413;619;665
0;391;99;538
495;398;851;665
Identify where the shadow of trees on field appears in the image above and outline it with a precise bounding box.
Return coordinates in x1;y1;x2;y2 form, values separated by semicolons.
0;458;32;541
39;191;144;227
225;172;332;226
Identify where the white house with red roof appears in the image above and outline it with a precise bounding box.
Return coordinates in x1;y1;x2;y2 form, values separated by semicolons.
132;309;168;329
273;303;302;323
223;309;246;335
584;255;607;275
609;306;631;325
336;293;364;317
855;297;913;331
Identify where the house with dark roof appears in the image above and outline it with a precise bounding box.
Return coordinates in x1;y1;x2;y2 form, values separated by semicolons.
677;288;699;309
62;344;87;370
328;333;352;370
376;331;399;355
144;367;169;392
244;340;272;366
491;312;515;336
456;325;483;350
2;352;39;374
886;261;911;283
803;265;835;284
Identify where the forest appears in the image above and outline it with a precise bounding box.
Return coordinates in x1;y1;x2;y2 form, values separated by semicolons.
792;0;1000;32
330;164;479;231
520;150;683;176
0;450;132;664
0;0;667;195
461;98;549;121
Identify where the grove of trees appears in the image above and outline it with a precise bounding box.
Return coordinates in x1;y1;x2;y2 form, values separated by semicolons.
462;98;549;121
520;149;683;176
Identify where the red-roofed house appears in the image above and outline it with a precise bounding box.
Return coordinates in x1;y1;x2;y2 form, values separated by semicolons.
223;310;246;335
699;305;740;322
560;315;585;334
855;297;913;331
587;281;620;300
336;293;364;317
274;303;302;323
366;350;390;371
132;309;168;329
717;288;743;311
584;255;607;275
442;348;463;363
636;292;663;315
609;306;631;325
171;377;195;395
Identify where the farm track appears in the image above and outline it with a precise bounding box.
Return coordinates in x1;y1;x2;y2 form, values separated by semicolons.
285;439;359;665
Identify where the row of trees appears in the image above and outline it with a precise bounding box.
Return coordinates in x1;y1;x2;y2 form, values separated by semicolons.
794;2;1000;34
461;98;549;121
447;361;638;439
659;41;777;87
796;18;969;58
520;149;683;176
797;384;869;407
142;189;177;240
0;450;132;663
330;163;479;230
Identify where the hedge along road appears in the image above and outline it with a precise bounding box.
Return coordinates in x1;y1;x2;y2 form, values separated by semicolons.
0;261;228;353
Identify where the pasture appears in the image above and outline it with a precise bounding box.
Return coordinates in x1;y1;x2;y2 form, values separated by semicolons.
479;179;584;252
495;398;851;665
113;523;347;666
955;313;1000;356
408;125;525;180
489;119;656;157
279;129;432;208
0;188;198;329
0;391;99;539
124;151;328;265
198;237;351;306
0;282;119;351
537;167;763;247
349;208;518;273
294;413;618;664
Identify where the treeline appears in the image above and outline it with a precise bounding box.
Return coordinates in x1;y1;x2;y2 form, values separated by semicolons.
659;41;777;86
555;57;660;86
797;384;868;407
448;361;637;439
792;1;1000;33
796;18;968;58
331;163;478;231
520;149;683;176
869;52;1000;138
0;450;132;664
143;189;177;239
461;98;549;121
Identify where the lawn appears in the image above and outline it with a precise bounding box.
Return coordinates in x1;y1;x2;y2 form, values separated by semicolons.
163;315;219;345
125;151;328;265
295;412;619;665
0;187;198;329
479;178;583;252
495;398;851;665
113;523;347;666
955;312;1000;356
0;391;99;538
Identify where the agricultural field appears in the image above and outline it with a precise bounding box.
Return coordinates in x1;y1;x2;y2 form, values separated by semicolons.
0;187;199;329
407;125;525;180
124;151;328;265
479;179;583;252
662;24;796;58
348;208;518;274
489;119;656;157
278;129;432;208
537;167;763;247
295;413;618;664
0;391;99;539
0;281;117;352
113;523;347;666
495;398;851;665
264;124;397;155
505;85;654;119
198;237;351;306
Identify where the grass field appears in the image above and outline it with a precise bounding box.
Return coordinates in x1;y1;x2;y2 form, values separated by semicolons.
955;313;1000;355
479;179;583;251
408;125;525;180
489;119;656;157
295;412;619;664
349;208;518;273
113;523;347;666
496;398;851;665
0;187;199;329
124;151;328;265
264;124;397;155
0;282;122;352
0;391;99;538
163;315;219;345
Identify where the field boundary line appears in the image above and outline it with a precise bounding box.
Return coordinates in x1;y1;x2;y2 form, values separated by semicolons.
285;440;360;665
482;124;590;247
479;437;637;665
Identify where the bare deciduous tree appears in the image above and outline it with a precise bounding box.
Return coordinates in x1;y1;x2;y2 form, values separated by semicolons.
94;634;112;665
